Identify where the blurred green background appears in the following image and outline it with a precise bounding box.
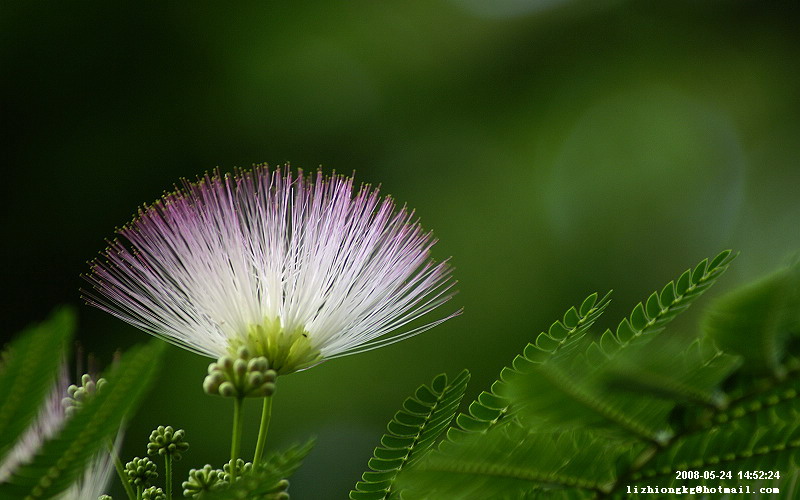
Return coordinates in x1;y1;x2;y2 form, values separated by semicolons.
2;1;800;498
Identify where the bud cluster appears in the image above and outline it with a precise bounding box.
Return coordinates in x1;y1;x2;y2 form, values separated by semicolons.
142;486;166;500
63;373;107;416
203;347;277;398
182;464;226;498
221;458;252;482
147;425;189;460
125;457;158;488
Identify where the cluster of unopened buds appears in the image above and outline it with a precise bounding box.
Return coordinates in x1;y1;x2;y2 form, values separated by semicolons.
148;426;190;461
181;460;290;499
182;464;227;497
63;373;107;417
125;456;158;489
203;347;277;399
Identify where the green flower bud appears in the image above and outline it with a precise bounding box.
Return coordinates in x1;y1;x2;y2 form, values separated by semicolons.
218;381;237;398
182;464;226;498
98;495;113;500
248;372;264;387
203;349;277;398
147;425;190;460
125;457;158;488
233;358;247;376
247;357;267;372
142;486;166;500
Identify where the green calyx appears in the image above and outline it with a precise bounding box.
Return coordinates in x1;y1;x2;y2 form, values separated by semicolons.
124;457;158;488
228;317;322;375
63;373;107;417
182;464;226;498
147;425;189;460
142;486;165;500
203;347;277;398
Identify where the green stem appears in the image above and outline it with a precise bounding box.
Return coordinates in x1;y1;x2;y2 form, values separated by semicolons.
164;454;173;500
253;395;274;466
136;484;143;500
108;438;135;500
230;397;245;481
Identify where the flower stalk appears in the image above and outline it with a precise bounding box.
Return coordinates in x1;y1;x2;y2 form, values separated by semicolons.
147;425;189;500
230;397;245;481
253;394;274;466
164;454;173;500
110;439;136;500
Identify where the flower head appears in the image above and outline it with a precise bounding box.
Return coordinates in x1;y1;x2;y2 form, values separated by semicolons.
85;166;459;374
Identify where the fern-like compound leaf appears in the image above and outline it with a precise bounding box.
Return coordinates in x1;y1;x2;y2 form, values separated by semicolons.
636;401;800;488
0;308;73;464
350;369;470;500
0;340;165;499
600;249;736;352
389;251;800;498
505;347;676;443
447;292;611;442
604;336;740;409
397;424;632;499
363;251;800;498
501;252;737;441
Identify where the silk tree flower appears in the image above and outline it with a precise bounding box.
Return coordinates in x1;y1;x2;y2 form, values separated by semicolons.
84;167;459;374
0;367;117;500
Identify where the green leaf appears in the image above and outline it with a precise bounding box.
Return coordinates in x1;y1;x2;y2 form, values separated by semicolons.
0;339;166;499
504;252;738;442
397;424;632;499
703;263;800;376
505;348;676;443
202;438;316;500
599;249;736;354
350;370;470;500
362;251;800;498
636;408;800;488
0;308;74;463
603;336;740;409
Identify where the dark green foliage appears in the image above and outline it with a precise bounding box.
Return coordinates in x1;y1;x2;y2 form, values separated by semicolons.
0;340;166;499
703;263;800;376
502;250;736;446
505;334;740;443
385;251;800;498
396;425;627;499
350;370;470;500
199;438;315;500
0;308;73;462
